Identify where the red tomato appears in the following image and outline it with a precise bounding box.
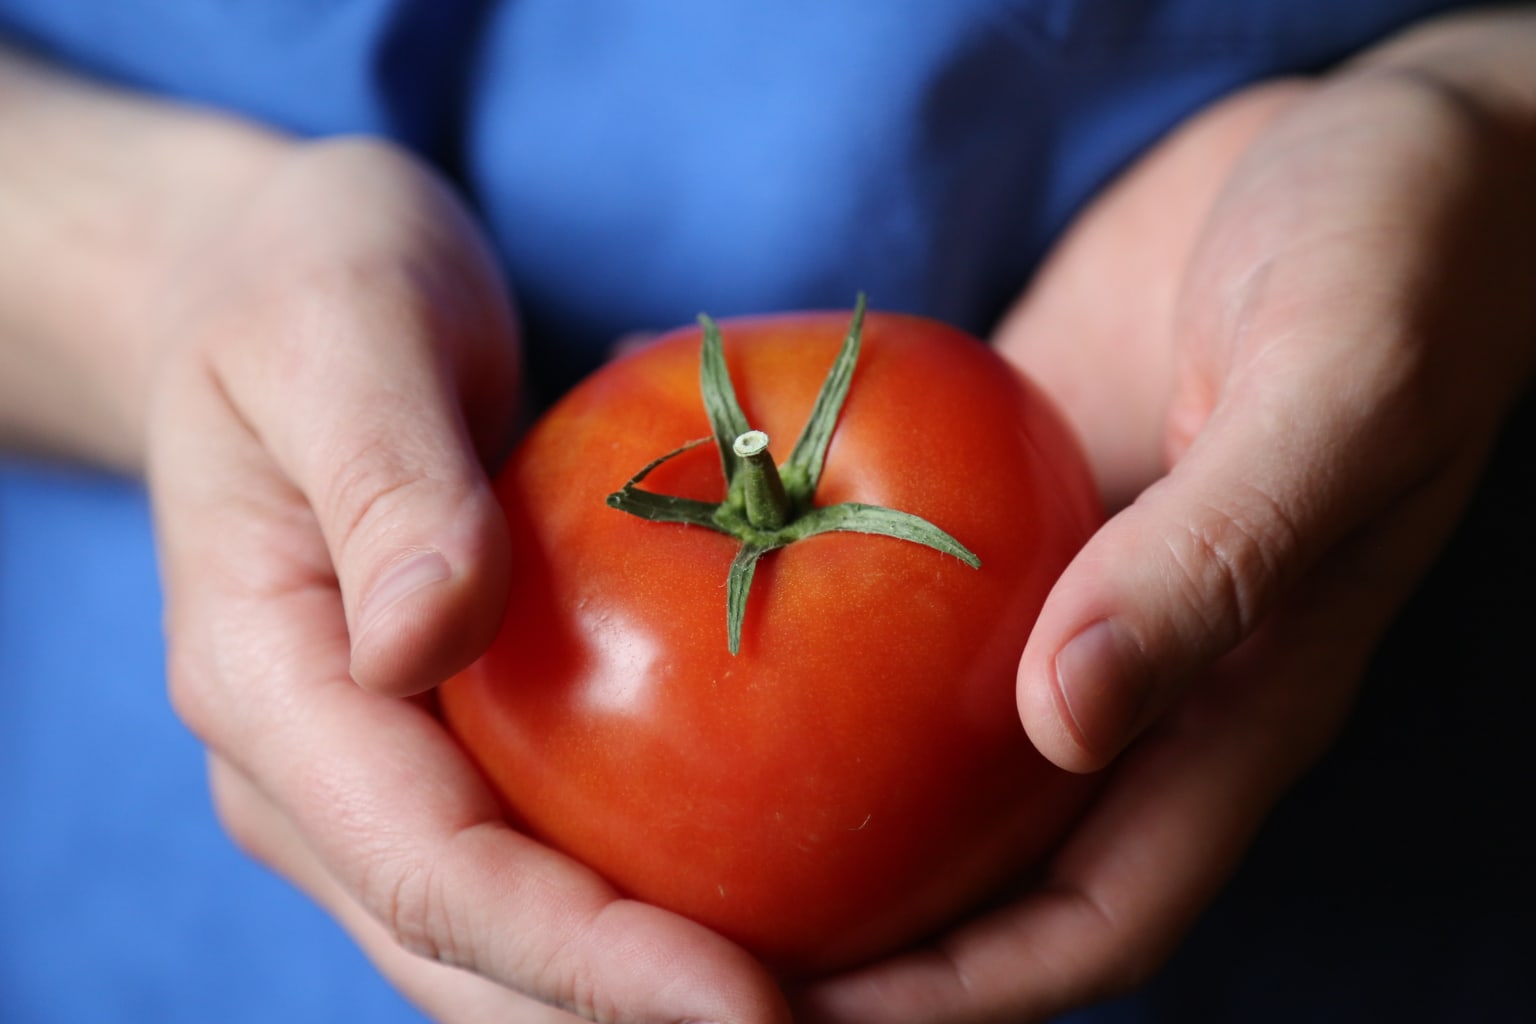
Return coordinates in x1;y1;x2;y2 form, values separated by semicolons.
439;305;1104;978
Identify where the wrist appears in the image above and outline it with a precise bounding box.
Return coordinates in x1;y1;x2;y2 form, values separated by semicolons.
0;45;295;469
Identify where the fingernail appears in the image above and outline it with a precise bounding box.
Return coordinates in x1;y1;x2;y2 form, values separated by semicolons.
1054;619;1153;759
356;550;451;640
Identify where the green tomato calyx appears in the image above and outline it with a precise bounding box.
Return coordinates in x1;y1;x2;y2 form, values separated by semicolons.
606;293;980;654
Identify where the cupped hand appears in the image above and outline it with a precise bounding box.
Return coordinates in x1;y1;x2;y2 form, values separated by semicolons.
795;15;1536;1023
142;136;788;1023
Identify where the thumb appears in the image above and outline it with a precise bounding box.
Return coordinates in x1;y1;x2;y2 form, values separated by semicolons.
271;343;512;697
210;285;518;699
278;352;512;698
1017;390;1354;773
254;328;509;696
157;139;525;699
340;446;513;698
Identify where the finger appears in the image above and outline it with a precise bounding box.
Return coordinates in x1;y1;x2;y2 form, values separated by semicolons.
153;358;788;1024
795;455;1480;1023
199;140;521;697
212;634;786;1024
1016;368;1362;772
1013;160;1479;773
172;572;788;1022
208;754;583;1024
1009;64;1536;772
996;80;1332;769
795;557;1383;1024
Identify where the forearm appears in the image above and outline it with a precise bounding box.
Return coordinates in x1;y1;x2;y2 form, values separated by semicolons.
0;43;290;470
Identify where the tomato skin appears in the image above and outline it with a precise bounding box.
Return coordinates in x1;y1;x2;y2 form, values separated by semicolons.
439;311;1104;978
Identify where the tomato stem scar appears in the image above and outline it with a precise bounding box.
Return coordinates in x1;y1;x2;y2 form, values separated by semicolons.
732;430;789;531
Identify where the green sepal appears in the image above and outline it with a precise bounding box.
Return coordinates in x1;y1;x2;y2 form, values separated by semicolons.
605;439;728;532
725;541;783;655
698;314;753;494
608;296;981;655
780;292;866;502
790;502;980;569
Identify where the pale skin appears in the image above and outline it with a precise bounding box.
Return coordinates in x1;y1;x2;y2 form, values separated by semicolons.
2;9;1534;1024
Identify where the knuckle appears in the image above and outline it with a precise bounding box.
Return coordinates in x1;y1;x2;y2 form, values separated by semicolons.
296;134;437;201
546;960;603;1023
1161;485;1301;648
1022;886;1179;1016
1067;898;1180;1007
366;854;467;969
204;760;273;865
164;635;219;748
320;441;431;560
527;911;619;1023
488;901;595;1020
360;834;610;1020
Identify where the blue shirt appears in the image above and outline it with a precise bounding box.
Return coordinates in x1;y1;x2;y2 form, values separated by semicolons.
0;0;1471;394
0;3;1502;1022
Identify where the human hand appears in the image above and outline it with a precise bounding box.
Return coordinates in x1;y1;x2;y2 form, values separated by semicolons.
794;12;1536;1022
142;137;789;1022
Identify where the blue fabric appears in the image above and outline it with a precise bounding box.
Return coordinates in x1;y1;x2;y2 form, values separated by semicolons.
0;464;425;1023
0;0;1469;395
1;2;1523;1022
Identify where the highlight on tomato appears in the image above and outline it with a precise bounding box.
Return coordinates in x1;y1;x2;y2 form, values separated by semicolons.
439;295;1105;978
